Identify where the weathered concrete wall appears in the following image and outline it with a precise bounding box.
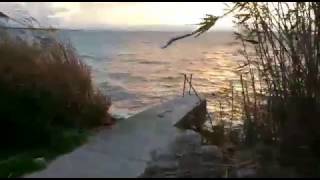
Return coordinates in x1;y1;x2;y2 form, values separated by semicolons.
174;98;207;130
25;95;207;178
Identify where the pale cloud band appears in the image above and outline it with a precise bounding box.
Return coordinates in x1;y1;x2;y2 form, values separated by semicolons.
0;2;233;31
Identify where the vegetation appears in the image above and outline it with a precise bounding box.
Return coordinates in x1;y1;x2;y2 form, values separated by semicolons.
0;129;89;178
0;13;112;177
165;2;320;177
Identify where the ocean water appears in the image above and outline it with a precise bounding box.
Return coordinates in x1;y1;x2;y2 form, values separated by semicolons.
59;30;244;121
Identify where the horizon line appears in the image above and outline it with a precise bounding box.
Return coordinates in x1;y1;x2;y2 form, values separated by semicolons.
0;26;234;33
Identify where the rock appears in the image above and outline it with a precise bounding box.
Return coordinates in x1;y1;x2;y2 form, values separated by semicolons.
198;145;223;160
142;159;179;178
151;148;177;162
236;168;256;178
148;160;178;171
141;130;225;178
33;157;46;167
170;130;202;154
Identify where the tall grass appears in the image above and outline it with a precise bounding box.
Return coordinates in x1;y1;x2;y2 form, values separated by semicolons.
0;36;111;149
165;2;320;175
230;2;320;147
0;12;113;177
219;3;320;175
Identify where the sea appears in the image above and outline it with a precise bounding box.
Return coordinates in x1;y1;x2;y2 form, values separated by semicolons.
59;30;245;123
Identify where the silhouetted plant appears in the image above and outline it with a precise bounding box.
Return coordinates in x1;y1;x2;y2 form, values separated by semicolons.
164;2;320;169
0;13;112;148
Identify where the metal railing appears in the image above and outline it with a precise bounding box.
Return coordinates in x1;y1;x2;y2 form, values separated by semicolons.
182;73;214;130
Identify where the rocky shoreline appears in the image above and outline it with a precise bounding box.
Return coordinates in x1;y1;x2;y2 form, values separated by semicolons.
139;130;226;178
139;129;260;178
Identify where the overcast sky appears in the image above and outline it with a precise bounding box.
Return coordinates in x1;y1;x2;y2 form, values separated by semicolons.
0;2;234;31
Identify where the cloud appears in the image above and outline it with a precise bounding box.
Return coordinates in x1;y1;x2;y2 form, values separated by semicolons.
0;2;233;30
0;2;62;27
52;7;69;14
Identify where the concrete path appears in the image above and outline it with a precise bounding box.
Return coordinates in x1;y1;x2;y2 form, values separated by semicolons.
26;95;202;178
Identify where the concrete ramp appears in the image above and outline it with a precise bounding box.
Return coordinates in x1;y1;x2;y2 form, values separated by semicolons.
26;95;205;178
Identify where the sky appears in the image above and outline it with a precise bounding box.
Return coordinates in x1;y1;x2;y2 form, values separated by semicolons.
0;2;234;31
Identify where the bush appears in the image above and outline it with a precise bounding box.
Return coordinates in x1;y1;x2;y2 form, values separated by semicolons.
0;38;111;149
165;2;320;176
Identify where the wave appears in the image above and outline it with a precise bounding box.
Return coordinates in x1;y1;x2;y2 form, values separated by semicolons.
99;82;138;102
65;31;241;120
138;60;167;65
107;72;130;79
117;53;136;56
80;54;107;61
107;72;148;83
